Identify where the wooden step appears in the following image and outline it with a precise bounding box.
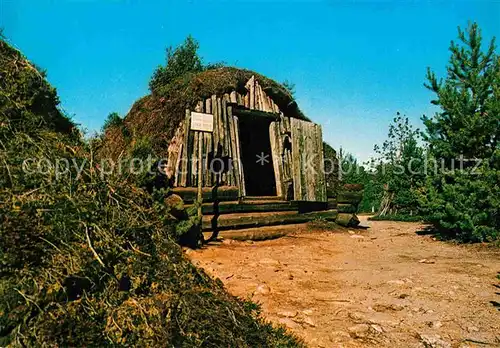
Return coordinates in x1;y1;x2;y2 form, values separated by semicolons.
242;196;284;202
202;224;309;241
202;209;338;231
172;186;239;203
187;200;299;215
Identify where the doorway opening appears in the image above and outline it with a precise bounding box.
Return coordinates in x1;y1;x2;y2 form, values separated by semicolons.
238;116;277;196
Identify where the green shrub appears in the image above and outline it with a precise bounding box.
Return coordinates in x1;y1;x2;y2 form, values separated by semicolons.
418;158;499;242
149;35;204;93
102;112;123;132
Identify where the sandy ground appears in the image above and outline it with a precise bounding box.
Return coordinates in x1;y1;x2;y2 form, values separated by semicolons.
187;217;500;348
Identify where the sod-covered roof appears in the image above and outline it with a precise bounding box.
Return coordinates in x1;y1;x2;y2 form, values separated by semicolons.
0;39;75;135
101;67;307;159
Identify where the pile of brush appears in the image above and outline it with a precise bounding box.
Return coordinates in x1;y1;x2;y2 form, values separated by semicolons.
0;38;301;347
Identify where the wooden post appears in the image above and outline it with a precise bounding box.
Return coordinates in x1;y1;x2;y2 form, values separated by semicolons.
180;110;191;187
234;116;245;197
228;105;240;192
197;132;203;223
230;91;237;103
205;98;213;186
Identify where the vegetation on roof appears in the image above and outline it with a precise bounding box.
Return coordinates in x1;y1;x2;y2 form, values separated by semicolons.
99;36;306;160
0;39;75;135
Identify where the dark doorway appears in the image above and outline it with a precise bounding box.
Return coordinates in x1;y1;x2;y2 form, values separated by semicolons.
238;116;277;196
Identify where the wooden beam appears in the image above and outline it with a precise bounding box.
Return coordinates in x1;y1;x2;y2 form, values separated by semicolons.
269;121;283;197
188;200;299;215
233;107;279;121
227;105;240;193
180;110;191;187
201;209;338;231
172;186;239;203
233;116;245;197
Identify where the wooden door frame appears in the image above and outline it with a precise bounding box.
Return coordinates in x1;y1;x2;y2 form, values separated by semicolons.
233;107;282;199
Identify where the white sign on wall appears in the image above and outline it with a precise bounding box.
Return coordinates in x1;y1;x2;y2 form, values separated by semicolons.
190;112;214;132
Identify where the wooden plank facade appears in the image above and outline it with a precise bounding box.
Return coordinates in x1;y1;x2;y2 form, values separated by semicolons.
165;76;327;203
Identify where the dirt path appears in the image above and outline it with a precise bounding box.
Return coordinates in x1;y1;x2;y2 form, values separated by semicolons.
187;218;500;347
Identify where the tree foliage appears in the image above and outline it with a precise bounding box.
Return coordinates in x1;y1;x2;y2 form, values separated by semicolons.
423;23;499;162
372;113;425;216
101;111;123;132
148;35;226;94
338;114;426;215
149;35;203;92
419;22;499;242
338;151;383;213
282;79;296;98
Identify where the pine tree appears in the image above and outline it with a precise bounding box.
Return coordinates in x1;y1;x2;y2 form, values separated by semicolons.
420;22;499;242
423;22;499;163
149;35;204;93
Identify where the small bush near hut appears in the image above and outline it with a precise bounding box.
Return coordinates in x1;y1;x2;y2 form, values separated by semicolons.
0;37;302;347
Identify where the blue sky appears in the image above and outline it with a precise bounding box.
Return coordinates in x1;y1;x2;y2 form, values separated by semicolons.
2;1;499;162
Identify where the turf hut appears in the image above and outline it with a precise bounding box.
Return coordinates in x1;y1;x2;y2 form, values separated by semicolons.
106;68;340;237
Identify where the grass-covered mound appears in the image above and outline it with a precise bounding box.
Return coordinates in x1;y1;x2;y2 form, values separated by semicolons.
0;39;302;347
101;67;307;159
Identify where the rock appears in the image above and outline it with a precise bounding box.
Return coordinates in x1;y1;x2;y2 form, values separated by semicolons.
348;311;367;322
277;310;297;318
331;330;351;339
373;303;404;312
182;247;195;255
302;309;314;315
467;326;479;333
164;194;186;220
278;317;300;329
419;334;451;348
419;259;436;264
348;324;370;338
350;235;365;239
387;280;405;286
222;239;234;245
427;321;443;329
369;319;400;327
302;316;316;327
370;324;384;334
255;283;271;295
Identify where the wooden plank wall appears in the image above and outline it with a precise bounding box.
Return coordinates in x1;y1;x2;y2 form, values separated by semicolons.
171;76;283;194
269;114;293;198
290;118;327;202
